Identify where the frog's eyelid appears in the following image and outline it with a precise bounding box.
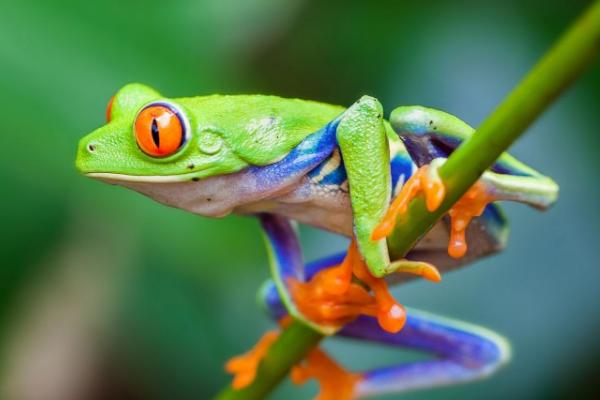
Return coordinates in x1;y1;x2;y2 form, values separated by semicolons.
106;95;115;122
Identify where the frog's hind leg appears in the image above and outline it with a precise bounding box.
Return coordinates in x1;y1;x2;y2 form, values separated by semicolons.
390;105;558;210
374;106;558;258
248;214;498;398
343;311;510;398
261;283;509;398
386;202;509;285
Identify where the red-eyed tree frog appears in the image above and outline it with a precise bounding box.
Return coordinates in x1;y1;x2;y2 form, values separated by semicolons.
76;83;558;399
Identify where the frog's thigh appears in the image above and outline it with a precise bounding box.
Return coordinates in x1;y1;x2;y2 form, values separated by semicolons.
390;105;558;209
336;96;392;277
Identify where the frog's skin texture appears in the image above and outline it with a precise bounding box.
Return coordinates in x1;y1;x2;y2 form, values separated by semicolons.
76;84;558;398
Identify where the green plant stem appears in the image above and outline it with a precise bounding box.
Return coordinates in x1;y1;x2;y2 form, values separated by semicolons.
215;2;600;399
388;0;600;258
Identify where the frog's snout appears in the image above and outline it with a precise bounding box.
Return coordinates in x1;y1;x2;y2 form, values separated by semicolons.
75;135;100;174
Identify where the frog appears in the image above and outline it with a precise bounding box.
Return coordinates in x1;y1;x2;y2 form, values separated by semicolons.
75;83;558;399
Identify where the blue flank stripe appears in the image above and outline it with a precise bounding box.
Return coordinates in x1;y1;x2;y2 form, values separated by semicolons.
306;148;348;184
319;163;347;185
308;145;416;189
249;118;341;191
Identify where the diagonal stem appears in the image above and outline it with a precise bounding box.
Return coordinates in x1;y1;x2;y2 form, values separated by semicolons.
387;0;600;258
215;2;600;399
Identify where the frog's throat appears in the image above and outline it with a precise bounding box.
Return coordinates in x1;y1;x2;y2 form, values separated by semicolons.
85;172;196;183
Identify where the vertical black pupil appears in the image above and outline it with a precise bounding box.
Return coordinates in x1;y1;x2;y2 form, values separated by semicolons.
151;118;160;147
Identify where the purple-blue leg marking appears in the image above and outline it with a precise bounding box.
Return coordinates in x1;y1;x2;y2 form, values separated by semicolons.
259;214;306;291
343;314;510;397
259;253;510;397
397;120;533;177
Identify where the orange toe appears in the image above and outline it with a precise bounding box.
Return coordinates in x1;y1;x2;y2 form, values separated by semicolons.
225;330;279;390
447;181;495;259
292;347;360;400
290;240;407;334
419;264;442;282
373;163;496;260
372;164;446;241
389;260;442;282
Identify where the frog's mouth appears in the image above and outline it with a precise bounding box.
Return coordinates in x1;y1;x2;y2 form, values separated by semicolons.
85;172;200;183
86;169;250;218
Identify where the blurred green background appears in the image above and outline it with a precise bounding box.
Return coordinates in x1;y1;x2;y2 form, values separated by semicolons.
1;0;599;399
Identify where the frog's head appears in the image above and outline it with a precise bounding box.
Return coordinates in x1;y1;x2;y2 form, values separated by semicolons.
76;84;256;216
76;83;248;184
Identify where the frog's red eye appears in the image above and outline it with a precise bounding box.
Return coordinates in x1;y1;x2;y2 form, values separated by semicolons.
106;95;114;122
134;103;187;158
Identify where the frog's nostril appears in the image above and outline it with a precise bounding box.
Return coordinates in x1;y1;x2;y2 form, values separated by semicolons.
87;143;97;153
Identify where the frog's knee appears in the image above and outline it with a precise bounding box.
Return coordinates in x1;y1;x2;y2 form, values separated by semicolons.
390;105;471;138
390;106;432;135
467;325;512;374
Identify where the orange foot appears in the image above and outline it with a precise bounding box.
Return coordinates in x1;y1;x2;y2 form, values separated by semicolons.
289;240;407;334
372;162;496;259
447;181;495;258
371;162;446;241
291;347;361;400
225;330;279;389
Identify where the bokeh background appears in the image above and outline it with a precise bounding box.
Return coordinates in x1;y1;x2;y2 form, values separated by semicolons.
1;0;599;399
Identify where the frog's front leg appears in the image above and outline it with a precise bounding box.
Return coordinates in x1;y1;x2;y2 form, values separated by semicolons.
226;214;375;399
334;96;393;278
256;214;427;335
285;98;440;333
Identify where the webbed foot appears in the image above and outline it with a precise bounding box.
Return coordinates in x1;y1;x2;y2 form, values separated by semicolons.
446;181;495;258
387;259;442;282
291;347;360;400
225;330;279;389
289;240;407;333
372;158;497;259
